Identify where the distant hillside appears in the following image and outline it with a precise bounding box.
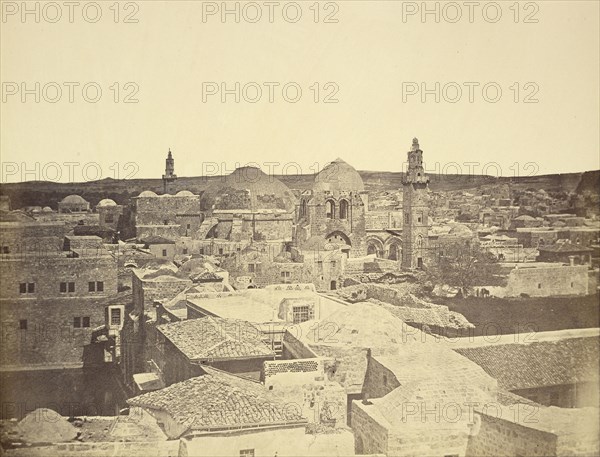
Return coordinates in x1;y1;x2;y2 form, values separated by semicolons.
0;170;596;210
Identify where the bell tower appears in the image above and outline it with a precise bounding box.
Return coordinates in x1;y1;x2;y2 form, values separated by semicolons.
162;148;177;194
401;138;430;269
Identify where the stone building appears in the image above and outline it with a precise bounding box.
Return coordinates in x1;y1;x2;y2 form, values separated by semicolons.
127;366;354;456
455;336;599;408
129;190;202;241
96;198;123;231
199;166;296;248
153;316;275;386
401;138;430;269
296;158;368;257
57;194;90;213
0;238;118;369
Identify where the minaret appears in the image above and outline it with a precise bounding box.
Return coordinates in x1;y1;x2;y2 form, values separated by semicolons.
401;138;430;269
162;149;177;194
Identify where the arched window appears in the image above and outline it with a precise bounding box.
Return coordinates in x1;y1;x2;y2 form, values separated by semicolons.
325;200;335;219
339;199;349;220
416;235;423;249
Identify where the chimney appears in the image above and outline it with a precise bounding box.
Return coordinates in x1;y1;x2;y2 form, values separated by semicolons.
568;255;576;266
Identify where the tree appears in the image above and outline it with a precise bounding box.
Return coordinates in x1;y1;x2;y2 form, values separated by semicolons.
425;242;505;297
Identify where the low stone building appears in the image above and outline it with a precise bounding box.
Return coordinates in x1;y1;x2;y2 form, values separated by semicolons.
153;316;275;386
454;336;599;408
127;366;354;456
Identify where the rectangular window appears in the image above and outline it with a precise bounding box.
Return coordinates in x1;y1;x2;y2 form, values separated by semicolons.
292;306;312;324
240;450;255;457
68;282;75;293
538;283;542;289
186;224;191;229
61;282;68;293
96;281;103;292
82;317;90;328
105;214;114;223
248;264;255;273
2;246;9;254
183;248;188;255
111;308;122;326
281;271;291;278
73;317;81;328
27;283;35;293
218;248;224;255
89;281;95;292
19;319;27;330
162;249;167;257
20;283;27;294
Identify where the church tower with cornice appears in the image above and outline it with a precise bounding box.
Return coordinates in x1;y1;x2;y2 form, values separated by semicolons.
401;138;430;269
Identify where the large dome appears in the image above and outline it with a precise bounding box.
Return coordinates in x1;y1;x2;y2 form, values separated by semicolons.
313;158;364;193
200;166;296;212
61;194;87;204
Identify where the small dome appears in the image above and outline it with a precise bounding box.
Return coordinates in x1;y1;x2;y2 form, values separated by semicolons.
61;194;87;204
138;190;158;198
176;190;194;197
448;224;472;236
42;206;53;212
200;166;296;212
97;199;117;207
515;215;535;221
313;158;364;193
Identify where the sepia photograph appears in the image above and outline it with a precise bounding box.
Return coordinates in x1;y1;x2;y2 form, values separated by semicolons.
0;1;599;456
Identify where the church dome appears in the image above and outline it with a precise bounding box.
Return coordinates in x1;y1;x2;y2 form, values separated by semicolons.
61;194;87;204
138;190;158;198
97;199;117;207
313;158;364;193
175;190;194;197
200;166;296;212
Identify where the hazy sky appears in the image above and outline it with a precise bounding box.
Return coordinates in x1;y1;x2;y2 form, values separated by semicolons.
1;0;599;183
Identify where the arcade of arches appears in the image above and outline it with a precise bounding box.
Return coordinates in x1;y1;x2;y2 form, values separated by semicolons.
366;236;402;261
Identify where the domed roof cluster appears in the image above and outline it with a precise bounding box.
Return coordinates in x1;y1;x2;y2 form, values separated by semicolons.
313;158;364;193
97;198;117;207
60;194;88;204
200;166;296;213
137;190;196;198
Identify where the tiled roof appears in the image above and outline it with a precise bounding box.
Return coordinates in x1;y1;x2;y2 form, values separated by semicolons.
127;367;306;434
454;337;599;390
157;317;275;361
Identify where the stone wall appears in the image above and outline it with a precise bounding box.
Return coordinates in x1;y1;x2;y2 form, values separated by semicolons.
361;356;401;400
351;401;388;455
465;412;556;457
0;254;118;368
4;440;179;457
502;264;589;297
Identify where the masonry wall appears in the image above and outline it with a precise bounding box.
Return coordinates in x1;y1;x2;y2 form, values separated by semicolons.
503;265;589;297
465;412;557;457
0;254;118;368
361;356;401;400
350;402;388;455
179;425;312;457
